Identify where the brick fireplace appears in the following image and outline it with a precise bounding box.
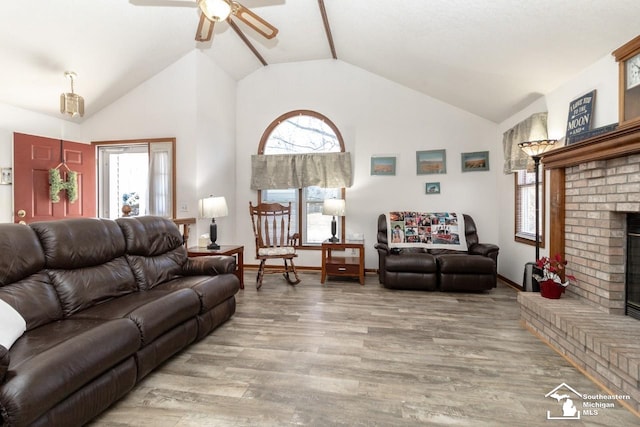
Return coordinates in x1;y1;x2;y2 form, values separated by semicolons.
564;155;637;313
518;123;640;415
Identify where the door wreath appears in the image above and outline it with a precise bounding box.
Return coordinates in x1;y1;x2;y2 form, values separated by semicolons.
49;167;78;203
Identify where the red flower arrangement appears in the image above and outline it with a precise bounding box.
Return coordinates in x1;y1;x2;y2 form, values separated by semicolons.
535;253;576;288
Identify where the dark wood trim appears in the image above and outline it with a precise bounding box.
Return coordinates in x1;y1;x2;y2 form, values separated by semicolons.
318;0;337;59
548;168;565;259
541;122;640;169
228;19;268;66
498;274;523;291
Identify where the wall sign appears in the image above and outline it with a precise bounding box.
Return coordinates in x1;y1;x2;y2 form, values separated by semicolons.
565;90;596;142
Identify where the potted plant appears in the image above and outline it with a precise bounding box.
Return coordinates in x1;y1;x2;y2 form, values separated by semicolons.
534;254;576;299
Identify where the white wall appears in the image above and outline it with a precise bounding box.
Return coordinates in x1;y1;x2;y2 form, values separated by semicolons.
496;54;620;284
0;104;83;223
236;59;499;270
81;50;237;246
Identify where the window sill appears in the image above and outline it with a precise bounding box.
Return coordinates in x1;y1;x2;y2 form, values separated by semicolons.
515;233;545;248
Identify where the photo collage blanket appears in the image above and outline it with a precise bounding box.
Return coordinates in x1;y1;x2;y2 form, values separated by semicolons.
387;211;468;251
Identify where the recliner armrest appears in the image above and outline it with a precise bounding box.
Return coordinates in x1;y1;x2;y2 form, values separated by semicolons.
468;243;499;258
374;242;389;254
183;255;236;276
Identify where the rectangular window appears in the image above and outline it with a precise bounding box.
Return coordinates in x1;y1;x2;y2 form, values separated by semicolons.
262;187;341;245
515;169;545;247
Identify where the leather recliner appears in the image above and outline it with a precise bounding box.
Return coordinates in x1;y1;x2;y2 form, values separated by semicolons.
375;213;499;291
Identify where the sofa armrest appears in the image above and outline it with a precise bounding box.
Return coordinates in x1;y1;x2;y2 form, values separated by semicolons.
183;255;236;276
0;344;8;383
468;243;499;259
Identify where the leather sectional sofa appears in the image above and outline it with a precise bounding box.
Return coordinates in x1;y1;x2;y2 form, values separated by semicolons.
375;213;499;291
0;216;240;426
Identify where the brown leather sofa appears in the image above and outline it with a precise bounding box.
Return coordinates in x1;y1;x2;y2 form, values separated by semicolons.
375;213;499;291
0;216;240;426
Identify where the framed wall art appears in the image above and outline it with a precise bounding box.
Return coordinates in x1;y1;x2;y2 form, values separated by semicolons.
461;151;489;172
425;182;441;194
416;149;446;174
0;167;12;185
370;156;396;176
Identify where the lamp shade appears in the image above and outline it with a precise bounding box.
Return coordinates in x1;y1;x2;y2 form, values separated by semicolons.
518;139;557;157
199;196;228;218
198;0;231;21
322;199;345;216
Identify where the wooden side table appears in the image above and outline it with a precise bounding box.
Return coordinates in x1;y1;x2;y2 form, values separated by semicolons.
187;245;244;289
321;241;365;285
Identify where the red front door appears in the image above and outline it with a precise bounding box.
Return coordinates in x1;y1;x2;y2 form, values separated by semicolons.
13;133;96;223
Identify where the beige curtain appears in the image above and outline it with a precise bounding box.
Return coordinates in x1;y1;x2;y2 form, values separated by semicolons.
502;112;548;174
148;142;172;217
251;152;352;190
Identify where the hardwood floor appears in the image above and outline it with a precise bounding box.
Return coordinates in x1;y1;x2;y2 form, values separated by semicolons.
91;273;638;426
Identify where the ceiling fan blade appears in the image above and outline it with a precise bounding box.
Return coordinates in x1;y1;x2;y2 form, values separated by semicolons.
232;2;278;39
130;0;196;7
195;13;215;42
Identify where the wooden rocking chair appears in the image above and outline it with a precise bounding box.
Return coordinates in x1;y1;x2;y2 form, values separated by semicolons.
249;201;301;289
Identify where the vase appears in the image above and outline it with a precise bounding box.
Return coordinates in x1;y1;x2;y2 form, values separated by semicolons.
540;279;565;299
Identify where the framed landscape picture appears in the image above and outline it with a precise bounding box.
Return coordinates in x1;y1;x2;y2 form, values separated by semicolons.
416;149;446;174
370;156;396;175
425;182;441;194
461;151;489;172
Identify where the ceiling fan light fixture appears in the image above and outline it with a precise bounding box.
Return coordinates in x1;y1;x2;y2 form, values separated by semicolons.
198;0;232;22
60;71;84;118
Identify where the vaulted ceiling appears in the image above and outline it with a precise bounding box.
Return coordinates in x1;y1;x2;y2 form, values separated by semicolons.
1;0;639;124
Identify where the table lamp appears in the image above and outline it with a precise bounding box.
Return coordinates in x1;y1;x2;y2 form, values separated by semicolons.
199;195;228;249
322;199;345;243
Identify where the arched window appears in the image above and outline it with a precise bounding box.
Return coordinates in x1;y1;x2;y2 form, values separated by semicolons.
258;110;346;246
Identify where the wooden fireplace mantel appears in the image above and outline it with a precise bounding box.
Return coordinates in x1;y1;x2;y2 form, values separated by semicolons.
541;122;640;258
542;122;640;169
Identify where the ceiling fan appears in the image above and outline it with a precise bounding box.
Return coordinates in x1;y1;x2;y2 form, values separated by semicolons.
194;0;278;43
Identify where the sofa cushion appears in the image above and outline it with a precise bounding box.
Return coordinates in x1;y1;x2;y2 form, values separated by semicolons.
385;253;437;273
116;216;186;257
0;298;26;350
125;247;186;290
31;218;127;269
0;345;8;383
117;216;189;289
0;271;62;330
0;223;45;285
155;275;240;312
73;289;200;345
436;254;495;274
49;257;138;317
1;318;140;427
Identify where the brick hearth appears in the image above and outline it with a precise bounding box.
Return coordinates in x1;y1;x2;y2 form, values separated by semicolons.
519;292;640;414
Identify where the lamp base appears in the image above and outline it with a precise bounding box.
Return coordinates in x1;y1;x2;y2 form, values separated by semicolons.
208;219;220;250
327;216;339;243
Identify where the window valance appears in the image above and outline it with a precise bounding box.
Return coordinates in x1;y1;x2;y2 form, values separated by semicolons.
502;112;548;174
251;152;352;190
